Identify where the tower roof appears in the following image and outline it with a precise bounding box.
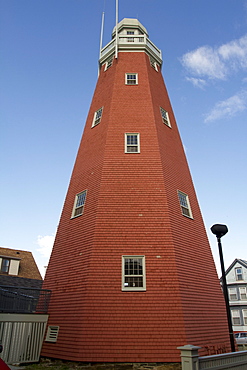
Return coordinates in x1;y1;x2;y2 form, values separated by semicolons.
112;18;148;38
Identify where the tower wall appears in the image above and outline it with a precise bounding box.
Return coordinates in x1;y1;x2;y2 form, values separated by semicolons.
42;28;230;362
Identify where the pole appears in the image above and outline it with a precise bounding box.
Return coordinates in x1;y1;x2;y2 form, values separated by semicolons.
217;236;236;352
115;0;118;58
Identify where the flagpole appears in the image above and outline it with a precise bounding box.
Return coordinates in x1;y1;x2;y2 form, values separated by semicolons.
99;11;105;59
115;0;118;58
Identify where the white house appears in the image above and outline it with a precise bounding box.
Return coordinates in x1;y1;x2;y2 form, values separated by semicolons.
225;259;247;332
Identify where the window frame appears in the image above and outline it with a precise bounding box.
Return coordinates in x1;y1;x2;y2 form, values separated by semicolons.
231;309;241;325
92;107;103;128
1;258;10;274
239;287;247;300
122;255;146;291
228;287;238;301
150;56;159;72
104;58;113;71
235;267;243;281
125;73;138;85
177;190;193;219
243;309;247;325
160;107;171;127
71;190;87;218
125;133;140;153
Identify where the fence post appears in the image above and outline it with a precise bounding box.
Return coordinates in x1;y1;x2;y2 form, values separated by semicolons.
177;345;200;370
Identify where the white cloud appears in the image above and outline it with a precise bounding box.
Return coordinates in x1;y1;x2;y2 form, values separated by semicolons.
186;77;207;89
181;45;227;80
36;234;55;258
204;90;247;122
181;34;247;83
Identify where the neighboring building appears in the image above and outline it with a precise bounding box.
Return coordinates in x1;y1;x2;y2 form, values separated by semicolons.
0;247;50;365
225;259;247;333
42;18;231;363
0;246;42;288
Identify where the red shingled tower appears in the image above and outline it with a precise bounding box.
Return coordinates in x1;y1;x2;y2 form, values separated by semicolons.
42;18;230;363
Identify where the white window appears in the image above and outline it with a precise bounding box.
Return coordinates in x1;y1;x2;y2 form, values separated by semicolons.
231;309;241;325
235;267;243;281
71;190;87;218
125;73;138;85
122;256;146;291
160;107;171;127
1;258;10;273
125;133;140;153
105;58;113;70
178;191;193;218
228;287;238;300
243;309;247;325
92;107;103;127
45;326;59;343
150;57;158;71
239;287;247;300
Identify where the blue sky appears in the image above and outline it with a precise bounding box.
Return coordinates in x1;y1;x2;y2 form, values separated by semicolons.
1;0;247;277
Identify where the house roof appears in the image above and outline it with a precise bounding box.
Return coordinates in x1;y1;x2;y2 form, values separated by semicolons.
0;247;42;280
225;258;247;276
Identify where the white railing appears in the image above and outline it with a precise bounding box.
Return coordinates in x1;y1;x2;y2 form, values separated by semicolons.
178;345;247;370
100;34;162;61
0;313;48;365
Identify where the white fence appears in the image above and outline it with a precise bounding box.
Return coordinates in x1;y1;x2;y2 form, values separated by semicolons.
178;345;247;370
0;313;48;365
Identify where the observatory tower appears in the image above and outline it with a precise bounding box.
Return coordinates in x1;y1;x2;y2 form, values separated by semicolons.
42;18;230;362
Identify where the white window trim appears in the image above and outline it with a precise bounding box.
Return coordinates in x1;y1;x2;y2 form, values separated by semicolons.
229;287;238;301
125;133;140;153
122;255;146;291
177;190;193;219
235;267;243;281
150;57;159;72
104;58;113;71
160;107;171;127
71;190;87;218
92;107;103;128
125;73;138;85
231;309;241;325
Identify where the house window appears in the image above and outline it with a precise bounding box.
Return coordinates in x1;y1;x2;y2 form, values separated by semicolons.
243;309;247;325
71;190;87;218
92;107;103;127
125;133;140;153
45;326;59;343
127;31;134;35
178;191;193;218
235;267;243;281
231;309;241;325
125;73;138;85
122;256;146;291
150;57;158;71
228;287;238;300
1;258;10;273
239;287;247;300
160;107;171;127
105;58;113;70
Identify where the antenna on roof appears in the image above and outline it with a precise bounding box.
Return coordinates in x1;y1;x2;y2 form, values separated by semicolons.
99;11;105;59
115;0;118;58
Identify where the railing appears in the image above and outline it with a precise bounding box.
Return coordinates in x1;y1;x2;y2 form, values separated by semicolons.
100;34;162;61
178;345;247;370
0;285;51;314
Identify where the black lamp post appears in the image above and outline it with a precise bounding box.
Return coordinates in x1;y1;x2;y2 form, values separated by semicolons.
211;224;235;352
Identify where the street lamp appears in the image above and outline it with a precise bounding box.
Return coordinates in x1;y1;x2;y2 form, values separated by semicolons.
211;224;235;352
